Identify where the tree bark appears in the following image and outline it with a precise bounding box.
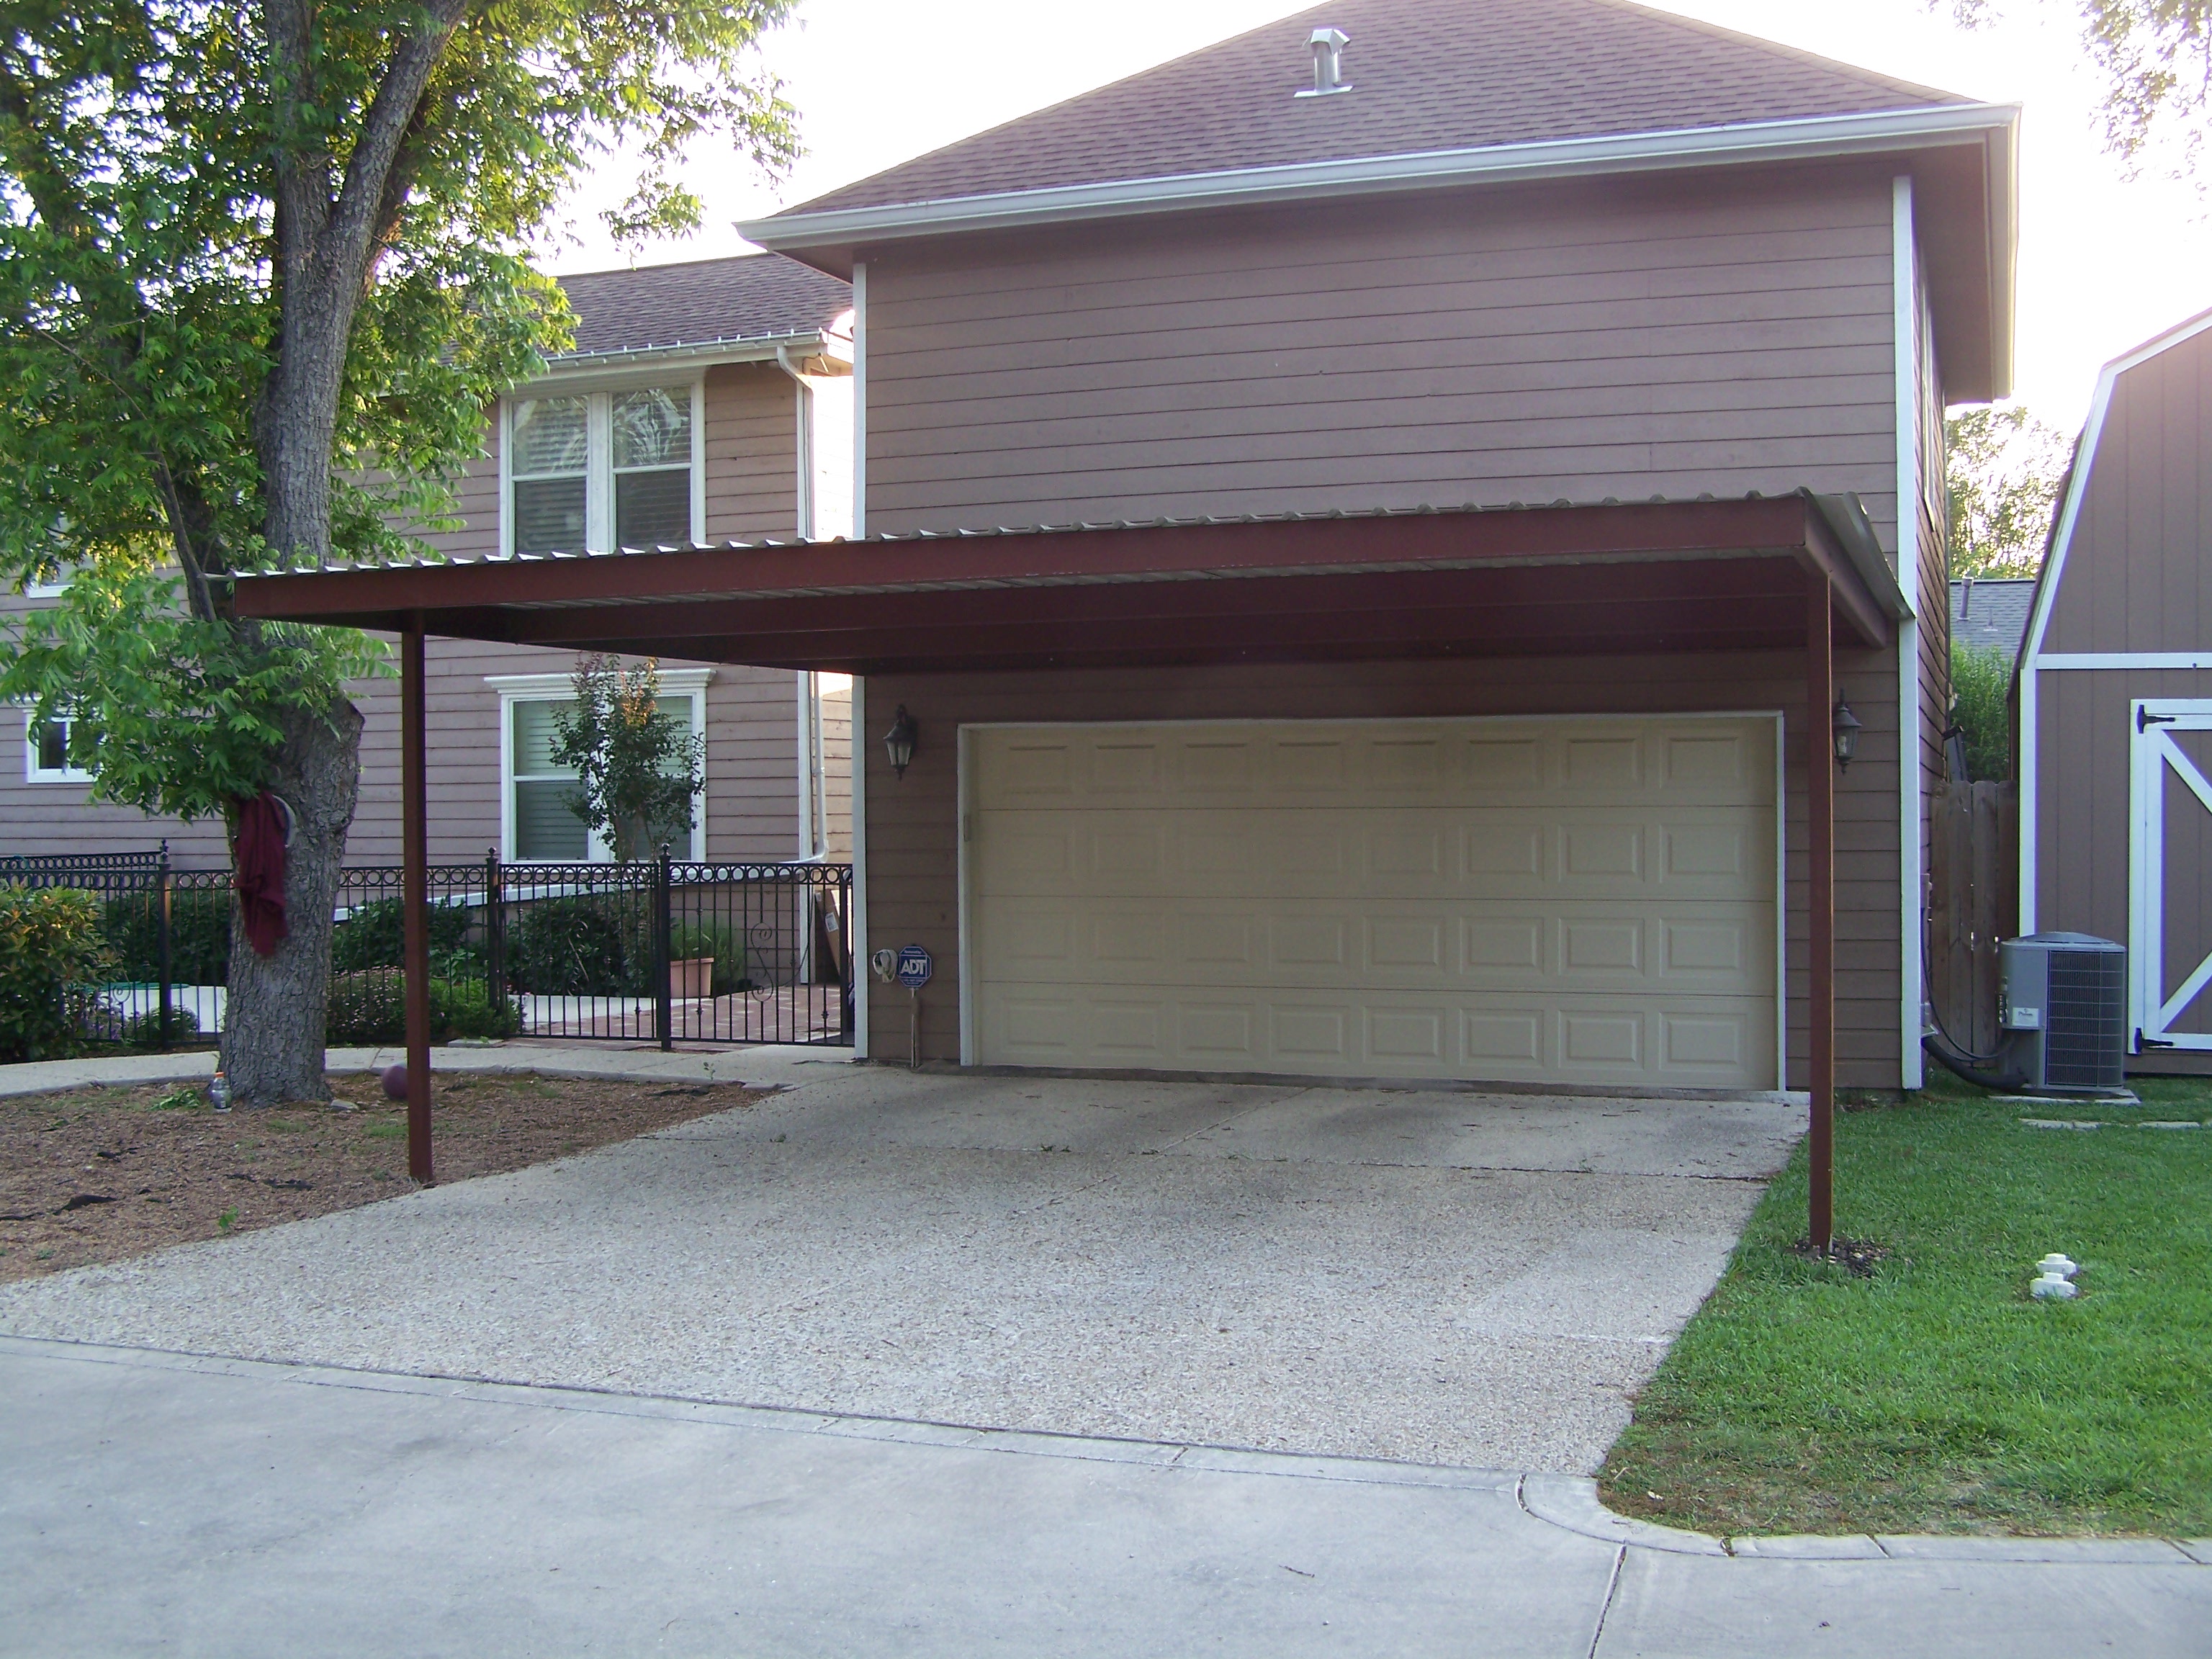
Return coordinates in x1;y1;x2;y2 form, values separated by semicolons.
221;693;364;1107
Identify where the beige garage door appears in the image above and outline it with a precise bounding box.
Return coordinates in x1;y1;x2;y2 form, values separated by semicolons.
966;716;1779;1089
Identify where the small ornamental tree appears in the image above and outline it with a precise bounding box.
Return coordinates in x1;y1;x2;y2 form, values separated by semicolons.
549;655;705;863
0;0;796;1104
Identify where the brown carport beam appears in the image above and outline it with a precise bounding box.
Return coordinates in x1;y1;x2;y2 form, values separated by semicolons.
400;618;433;1185
1805;577;1835;1254
231;496;1899;657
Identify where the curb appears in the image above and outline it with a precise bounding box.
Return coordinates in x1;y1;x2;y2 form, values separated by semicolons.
1517;1474;2208;1565
0;1043;843;1100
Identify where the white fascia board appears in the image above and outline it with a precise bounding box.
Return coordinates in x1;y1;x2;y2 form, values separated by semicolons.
2038;652;2212;670
742;104;2018;250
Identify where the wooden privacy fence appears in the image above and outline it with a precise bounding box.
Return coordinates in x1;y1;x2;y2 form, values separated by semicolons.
1926;778;2019;1056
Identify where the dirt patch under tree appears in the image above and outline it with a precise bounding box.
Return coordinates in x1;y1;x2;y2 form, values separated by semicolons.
0;1071;765;1282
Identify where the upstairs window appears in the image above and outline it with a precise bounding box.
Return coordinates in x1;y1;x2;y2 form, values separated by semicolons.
503;382;701;555
24;711;91;783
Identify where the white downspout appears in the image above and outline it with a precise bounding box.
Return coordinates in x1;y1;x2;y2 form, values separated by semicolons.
1893;175;1926;1089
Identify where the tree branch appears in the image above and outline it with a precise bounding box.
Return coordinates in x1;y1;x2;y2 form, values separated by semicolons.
326;0;466;292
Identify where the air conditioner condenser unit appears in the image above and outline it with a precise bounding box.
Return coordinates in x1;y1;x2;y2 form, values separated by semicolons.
1997;932;2129;1097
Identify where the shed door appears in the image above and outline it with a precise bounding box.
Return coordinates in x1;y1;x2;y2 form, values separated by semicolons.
966;716;1779;1089
2128;700;2212;1051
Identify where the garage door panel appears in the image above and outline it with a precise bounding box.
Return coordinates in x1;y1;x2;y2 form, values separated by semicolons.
976;981;1773;1085
969;718;1776;1089
977;807;1766;900
973;720;1774;810
977;896;1769;994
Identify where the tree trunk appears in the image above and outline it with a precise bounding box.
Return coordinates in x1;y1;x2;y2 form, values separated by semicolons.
221;693;364;1107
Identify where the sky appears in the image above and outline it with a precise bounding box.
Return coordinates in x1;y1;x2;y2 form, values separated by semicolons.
537;0;2212;436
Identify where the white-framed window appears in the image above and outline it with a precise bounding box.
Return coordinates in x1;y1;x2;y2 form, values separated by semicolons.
487;670;712;862
24;709;91;783
500;377;706;555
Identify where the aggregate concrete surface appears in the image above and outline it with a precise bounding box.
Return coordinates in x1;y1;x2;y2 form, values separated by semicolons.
0;1062;1794;1473
5;1336;2206;1658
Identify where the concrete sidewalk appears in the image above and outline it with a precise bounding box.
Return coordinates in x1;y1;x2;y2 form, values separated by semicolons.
4;1335;2204;1659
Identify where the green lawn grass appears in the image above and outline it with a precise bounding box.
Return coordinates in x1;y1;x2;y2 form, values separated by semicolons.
1599;1076;2212;1539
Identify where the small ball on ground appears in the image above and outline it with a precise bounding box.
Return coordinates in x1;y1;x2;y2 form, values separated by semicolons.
380;1063;408;1100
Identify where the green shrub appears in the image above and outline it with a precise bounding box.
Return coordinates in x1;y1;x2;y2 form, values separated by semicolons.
119;1005;202;1048
102;886;231;985
505;895;647;995
1951;641;2013;782
331;896;481;976
0;884;114;1061
325;969;523;1043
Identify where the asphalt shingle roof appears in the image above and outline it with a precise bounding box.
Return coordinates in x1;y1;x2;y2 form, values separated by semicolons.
554;254;851;359
789;0;1972;216
1950;575;2035;662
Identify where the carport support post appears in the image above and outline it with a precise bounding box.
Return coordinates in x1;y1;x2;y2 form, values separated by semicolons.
1806;578;1835;1251
401;619;433;1185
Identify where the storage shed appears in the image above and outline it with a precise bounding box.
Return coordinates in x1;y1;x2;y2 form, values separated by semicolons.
2018;307;2212;1069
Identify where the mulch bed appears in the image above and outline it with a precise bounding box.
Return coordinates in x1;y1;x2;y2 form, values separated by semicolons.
0;1071;765;1284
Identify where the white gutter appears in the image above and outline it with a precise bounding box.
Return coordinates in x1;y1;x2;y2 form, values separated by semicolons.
534;328;850;380
742;103;2018;248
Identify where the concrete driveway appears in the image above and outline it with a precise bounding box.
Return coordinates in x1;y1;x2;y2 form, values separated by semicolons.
0;1061;1801;1473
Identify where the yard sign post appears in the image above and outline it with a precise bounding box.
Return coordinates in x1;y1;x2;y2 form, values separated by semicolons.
401;619;434;1184
1807;577;1835;1251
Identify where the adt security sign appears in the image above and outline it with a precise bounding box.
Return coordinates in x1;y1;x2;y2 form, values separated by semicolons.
895;944;934;989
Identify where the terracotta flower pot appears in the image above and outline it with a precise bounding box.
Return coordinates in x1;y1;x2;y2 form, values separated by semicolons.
670;957;714;999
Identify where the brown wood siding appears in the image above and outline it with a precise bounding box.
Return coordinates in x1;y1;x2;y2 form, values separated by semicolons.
1913;257;1953;833
2033;666;2212;1074
0;602;823;866
344;643;806;864
859;643;1905;1089
703;364;801;541
2044;323;2212;655
863;166;1902;550
399;364;801;562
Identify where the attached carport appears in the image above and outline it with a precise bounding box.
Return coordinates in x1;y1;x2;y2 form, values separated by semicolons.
234;490;1905;1244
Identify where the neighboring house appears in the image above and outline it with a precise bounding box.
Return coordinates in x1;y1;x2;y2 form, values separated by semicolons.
2015;306;2212;1070
240;0;2019;1095
3;253;855;868
1951;576;2035;663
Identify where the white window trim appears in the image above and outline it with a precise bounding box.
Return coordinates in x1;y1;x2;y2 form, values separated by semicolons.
487;668;713;862
498;372;707;557
23;708;91;783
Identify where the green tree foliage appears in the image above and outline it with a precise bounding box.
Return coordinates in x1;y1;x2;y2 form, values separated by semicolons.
1942;1;2212;177
549;655;705;863
0;0;796;1099
1951;641;2015;781
1946;405;2072;578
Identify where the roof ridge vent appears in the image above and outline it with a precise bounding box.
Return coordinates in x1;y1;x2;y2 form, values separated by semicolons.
1295;27;1352;98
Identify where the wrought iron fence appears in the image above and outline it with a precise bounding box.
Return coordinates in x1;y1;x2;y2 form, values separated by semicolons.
6;848;853;1051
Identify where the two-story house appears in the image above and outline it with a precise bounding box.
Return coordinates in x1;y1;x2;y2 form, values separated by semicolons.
5;252;855;867
238;0;2018;1102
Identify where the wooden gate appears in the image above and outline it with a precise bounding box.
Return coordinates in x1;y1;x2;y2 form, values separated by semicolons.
1926;778;2018;1056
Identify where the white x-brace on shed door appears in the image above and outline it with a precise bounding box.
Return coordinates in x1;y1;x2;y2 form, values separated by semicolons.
2129;698;2212;1052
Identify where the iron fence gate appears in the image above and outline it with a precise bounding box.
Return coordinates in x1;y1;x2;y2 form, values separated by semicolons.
6;848;853;1051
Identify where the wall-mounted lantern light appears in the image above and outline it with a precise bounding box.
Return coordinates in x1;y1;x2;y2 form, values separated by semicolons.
1832;691;1862;773
884;704;918;780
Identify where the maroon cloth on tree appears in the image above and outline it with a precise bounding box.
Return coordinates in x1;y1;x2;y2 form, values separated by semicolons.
234;792;289;957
